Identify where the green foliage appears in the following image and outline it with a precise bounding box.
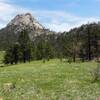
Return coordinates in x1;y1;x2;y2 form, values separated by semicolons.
18;30;33;63
4;30;33;64
3;23;100;64
68;57;73;64
4;43;20;64
57;23;100;61
33;35;54;61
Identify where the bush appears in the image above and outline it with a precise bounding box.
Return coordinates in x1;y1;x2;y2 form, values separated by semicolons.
68;57;72;64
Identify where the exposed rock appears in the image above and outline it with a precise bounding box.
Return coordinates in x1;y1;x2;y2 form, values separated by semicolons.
7;13;44;30
0;13;55;49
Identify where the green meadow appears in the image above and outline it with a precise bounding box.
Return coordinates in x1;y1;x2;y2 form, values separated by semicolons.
0;58;100;100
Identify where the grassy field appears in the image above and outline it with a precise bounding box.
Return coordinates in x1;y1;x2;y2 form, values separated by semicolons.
0;59;100;100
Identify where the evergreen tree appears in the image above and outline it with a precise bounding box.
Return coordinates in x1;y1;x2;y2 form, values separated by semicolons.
4;29;33;64
18;30;32;63
4;43;20;64
4;46;14;64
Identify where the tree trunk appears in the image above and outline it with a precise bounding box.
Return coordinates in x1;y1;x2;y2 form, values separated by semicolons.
87;25;92;61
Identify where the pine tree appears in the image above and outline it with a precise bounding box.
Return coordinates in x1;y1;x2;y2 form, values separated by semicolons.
4;46;14;64
4;43;20;64
18;29;32;63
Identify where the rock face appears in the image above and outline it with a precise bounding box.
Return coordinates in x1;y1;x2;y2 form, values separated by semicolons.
8;13;44;31
4;13;45;36
0;13;54;49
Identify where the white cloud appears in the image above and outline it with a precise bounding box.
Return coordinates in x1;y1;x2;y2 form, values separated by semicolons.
0;0;100;32
0;2;14;27
0;0;32;28
31;10;100;32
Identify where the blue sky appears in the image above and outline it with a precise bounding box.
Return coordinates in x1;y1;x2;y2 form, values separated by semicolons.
0;0;100;32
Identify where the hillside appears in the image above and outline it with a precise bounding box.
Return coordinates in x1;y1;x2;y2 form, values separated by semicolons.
59;23;100;61
0;13;100;61
0;13;55;50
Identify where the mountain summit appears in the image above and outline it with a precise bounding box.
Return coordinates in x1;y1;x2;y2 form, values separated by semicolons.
5;13;45;36
0;13;54;49
7;13;44;30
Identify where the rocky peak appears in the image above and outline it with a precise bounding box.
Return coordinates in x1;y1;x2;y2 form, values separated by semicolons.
7;13;44;30
0;13;55;50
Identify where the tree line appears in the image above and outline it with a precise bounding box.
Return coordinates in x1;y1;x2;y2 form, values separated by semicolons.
4;23;100;64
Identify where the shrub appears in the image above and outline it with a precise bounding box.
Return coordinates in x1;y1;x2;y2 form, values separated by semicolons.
68;57;72;64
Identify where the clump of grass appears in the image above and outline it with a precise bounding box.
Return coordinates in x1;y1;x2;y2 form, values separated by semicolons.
3;82;16;92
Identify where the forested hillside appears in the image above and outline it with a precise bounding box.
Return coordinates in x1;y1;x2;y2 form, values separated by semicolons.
2;22;100;64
